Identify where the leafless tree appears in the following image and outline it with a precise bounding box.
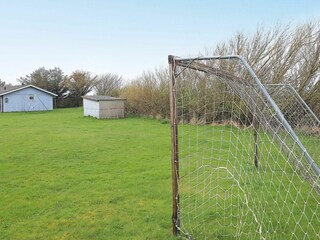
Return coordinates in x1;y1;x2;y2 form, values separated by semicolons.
122;21;320;118
0;78;5;87
94;73;122;96
210;21;320;117
64;70;97;106
120;68;169;118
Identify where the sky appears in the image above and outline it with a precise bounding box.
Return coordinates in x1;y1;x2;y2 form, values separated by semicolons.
0;0;319;85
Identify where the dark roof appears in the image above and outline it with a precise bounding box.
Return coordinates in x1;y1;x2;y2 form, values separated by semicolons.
82;95;126;101
0;85;22;94
0;85;58;96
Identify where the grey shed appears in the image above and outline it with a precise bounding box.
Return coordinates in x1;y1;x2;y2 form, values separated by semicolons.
82;95;126;119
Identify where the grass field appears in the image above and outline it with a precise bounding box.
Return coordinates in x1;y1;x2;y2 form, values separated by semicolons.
0;108;178;240
177;123;320;239
1;108;319;240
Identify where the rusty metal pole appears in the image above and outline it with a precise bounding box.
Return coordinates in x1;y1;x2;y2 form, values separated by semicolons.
168;55;180;236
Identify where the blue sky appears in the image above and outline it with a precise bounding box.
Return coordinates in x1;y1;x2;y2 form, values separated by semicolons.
0;0;319;84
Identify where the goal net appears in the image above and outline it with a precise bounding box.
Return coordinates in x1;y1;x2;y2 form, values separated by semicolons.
169;55;320;239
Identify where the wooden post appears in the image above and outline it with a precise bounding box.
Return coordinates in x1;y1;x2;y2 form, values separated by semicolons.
253;114;259;168
168;55;180;235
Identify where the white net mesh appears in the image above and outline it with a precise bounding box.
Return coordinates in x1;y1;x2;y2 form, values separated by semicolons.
170;56;320;239
265;84;320;177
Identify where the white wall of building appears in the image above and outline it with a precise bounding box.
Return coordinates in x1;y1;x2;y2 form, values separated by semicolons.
83;98;125;119
83;99;99;118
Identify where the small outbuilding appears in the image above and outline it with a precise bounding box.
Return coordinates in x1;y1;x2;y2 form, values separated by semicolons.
82;95;126;119
0;85;57;112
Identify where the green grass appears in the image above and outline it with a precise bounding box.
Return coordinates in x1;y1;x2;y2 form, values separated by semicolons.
1;108;319;239
0;108;179;240
177;124;320;239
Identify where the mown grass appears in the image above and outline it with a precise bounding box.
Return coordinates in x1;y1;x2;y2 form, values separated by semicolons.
0;108;179;240
177;124;320;239
1;108;319;240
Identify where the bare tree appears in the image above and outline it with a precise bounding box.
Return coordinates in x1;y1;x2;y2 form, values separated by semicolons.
123;21;320;118
64;70;97;106
94;73;122;96
120;68;169;118
210;21;320;116
0;78;5;87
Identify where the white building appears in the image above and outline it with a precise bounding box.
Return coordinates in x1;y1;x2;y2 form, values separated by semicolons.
82;95;126;119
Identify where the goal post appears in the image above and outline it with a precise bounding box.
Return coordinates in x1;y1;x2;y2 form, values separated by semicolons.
169;55;179;235
169;55;320;239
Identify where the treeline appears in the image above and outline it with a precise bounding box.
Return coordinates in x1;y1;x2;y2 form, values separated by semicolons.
5;21;319;118
211;22;320;117
121;69;169;118
121;21;320;119
15;68;122;108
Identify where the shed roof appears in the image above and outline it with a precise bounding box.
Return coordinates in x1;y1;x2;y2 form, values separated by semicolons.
0;85;58;97
82;95;126;102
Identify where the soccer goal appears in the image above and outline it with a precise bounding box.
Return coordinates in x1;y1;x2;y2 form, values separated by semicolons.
168;55;320;239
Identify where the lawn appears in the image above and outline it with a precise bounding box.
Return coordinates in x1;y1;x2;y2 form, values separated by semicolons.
0;108;177;240
176;123;320;239
1;108;319;240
